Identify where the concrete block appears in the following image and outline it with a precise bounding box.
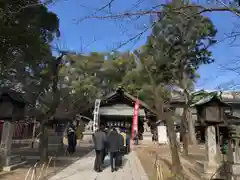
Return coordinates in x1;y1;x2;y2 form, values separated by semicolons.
3;161;27;172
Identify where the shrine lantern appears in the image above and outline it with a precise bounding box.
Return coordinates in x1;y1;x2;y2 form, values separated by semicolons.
193;93;231;125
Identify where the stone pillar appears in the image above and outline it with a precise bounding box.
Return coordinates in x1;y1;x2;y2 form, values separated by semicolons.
0;121;14;156
234;139;240;163
227;125;240;180
231;139;240;180
0;120;23;168
204;126;218;175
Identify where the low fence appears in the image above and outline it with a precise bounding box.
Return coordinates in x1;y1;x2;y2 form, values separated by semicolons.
0;120;38;140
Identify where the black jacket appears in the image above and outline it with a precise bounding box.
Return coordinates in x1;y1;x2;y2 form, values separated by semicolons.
118;133;125;152
92;130;106;150
107;131;120;152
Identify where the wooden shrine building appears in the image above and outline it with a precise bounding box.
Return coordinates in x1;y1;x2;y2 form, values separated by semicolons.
97;87;156;135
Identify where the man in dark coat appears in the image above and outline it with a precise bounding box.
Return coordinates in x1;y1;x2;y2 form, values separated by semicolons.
117;129;124;167
92;125;106;172
107;128;120;172
67;124;77;154
126;130;131;154
102;127;109;164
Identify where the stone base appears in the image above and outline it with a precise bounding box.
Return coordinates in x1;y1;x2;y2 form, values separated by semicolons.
3;161;27;172
231;164;240;180
204;163;218;174
197;161;220;179
158;140;168;145
1;155;27;171
4;155;23;166
82;131;94;143
142;132;152;141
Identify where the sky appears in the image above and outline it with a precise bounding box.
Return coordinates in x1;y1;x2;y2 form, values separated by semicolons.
48;0;240;91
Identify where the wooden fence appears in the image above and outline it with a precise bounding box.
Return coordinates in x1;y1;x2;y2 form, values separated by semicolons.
0;120;36;140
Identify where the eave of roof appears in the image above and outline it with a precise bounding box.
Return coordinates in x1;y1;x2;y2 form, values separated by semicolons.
101;87;156;115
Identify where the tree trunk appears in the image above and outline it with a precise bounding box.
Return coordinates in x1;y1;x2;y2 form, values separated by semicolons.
188;108;197;145
179;70;197;154
165;116;183;174
39;122;48;163
181;130;189;156
181;107;197;156
153;86;182;174
181;105;189;156
38;54;63;164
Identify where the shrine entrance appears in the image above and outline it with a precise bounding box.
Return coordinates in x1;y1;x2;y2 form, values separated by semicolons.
97;87;155;137
99;111;145;135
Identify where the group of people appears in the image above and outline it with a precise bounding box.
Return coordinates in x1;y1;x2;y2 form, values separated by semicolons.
92;125;131;173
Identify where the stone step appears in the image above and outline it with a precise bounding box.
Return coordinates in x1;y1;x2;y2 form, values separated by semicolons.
3;161;27;172
3;155;23;166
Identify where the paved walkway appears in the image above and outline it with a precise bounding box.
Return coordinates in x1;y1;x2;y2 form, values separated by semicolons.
49;151;149;180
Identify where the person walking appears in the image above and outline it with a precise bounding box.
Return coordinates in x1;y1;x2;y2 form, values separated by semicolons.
107;127;120;172
102;127;109;164
92;125;106;172
126;130;131;154
118;129;124;167
133;130;139;145
67;124;77;155
120;128;127;154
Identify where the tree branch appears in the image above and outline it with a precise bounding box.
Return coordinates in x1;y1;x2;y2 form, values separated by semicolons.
76;0;116;23
111;22;155;51
84;4;240;20
2;0;54;15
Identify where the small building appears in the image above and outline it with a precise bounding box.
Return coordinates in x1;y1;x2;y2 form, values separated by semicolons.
97;87;156;135
0;88;28;167
0;88;26;121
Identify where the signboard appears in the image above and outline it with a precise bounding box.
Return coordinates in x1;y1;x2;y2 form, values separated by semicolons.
93;99;101;132
131;100;139;139
158;125;168;144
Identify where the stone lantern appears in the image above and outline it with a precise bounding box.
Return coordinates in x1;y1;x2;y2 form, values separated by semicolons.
193;93;231;178
195;94;230;125
0;88;26;170
225;125;240;180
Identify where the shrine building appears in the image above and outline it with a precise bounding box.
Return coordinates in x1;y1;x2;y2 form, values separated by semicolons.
96;87;156;135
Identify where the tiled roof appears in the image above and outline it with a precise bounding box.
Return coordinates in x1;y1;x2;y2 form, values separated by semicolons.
0;87;26;104
102;87;156;114
171;90;240;104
